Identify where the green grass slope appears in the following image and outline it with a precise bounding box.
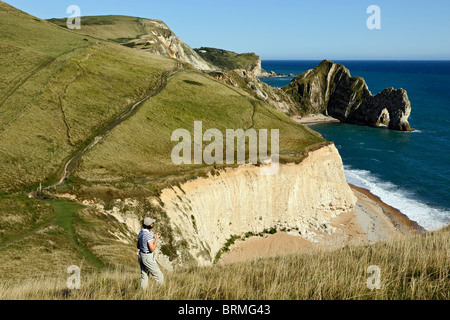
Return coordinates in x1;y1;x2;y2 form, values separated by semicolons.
0;2;176;193
0;1;95;130
47;15;155;43
0;195;137;279
0;1;325;195
46;15;216;71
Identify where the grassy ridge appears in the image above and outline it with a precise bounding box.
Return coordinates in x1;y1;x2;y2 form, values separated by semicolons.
45;15;207;65
1;2;323;195
0;39;175;193
0;226;448;300
72;70;325;196
46;15;147;42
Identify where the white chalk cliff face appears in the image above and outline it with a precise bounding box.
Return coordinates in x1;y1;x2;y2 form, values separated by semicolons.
250;57;263;77
160;144;357;265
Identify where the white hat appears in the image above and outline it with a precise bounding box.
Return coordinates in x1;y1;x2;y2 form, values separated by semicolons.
143;217;156;227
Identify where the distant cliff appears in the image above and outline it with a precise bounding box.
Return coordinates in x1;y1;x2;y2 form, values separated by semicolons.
283;60;413;131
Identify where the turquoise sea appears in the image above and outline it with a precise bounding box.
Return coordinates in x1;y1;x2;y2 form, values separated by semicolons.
261;60;450;231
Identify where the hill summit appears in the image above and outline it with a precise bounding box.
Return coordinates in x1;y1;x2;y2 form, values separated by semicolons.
47;15;216;71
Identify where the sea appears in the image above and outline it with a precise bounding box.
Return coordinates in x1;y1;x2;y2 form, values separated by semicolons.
261;60;450;231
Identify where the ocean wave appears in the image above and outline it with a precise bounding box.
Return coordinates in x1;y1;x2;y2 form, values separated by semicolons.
364;148;384;152
344;165;450;231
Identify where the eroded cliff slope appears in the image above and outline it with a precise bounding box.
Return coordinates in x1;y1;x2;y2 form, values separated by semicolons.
160;144;357;265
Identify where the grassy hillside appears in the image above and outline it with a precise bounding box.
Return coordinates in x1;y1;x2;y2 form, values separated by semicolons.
0;195;138;279
47;15;163;43
1;226;448;299
46;15;216;70
195;47;261;71
0;2;178;193
71;70;325;198
0;2;325;195
0;1;94;131
0;1;325;277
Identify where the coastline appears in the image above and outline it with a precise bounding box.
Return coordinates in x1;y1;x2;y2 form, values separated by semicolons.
348;183;425;234
220;183;421;264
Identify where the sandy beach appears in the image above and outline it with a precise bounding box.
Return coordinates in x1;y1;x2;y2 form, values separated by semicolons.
220;184;422;264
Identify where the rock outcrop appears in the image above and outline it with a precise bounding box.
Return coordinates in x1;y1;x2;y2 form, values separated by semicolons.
283;60;413;131
258;70;287;78
250;56;264;77
349;87;412;131
210;68;300;115
123;20;216;71
160;144;357;265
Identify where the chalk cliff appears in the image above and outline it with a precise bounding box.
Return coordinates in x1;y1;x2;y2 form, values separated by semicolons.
124;20;216;71
160;144;357;265
283;60;413;131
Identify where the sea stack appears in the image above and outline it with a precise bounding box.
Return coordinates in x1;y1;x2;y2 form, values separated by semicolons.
283;60;413;131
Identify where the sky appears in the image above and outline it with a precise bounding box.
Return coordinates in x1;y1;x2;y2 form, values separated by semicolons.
3;0;450;60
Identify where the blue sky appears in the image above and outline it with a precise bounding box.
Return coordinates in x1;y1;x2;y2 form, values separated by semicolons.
3;0;450;60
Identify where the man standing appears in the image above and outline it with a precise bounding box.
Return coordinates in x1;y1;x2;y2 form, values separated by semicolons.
137;217;164;289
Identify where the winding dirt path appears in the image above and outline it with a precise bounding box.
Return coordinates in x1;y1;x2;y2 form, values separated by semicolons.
46;62;182;190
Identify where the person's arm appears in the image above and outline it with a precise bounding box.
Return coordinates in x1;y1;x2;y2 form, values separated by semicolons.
148;233;161;252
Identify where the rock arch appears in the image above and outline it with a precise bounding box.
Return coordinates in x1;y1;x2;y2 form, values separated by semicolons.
284;60;413;131
376;108;390;126
369;88;412;131
346;87;413;131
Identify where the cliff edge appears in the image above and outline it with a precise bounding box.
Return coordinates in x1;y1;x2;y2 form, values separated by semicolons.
160;144;357;265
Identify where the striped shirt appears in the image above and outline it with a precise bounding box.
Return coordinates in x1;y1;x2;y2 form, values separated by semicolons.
138;229;154;253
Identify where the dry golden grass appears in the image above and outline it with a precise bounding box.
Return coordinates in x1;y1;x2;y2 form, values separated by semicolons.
1;226;448;300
